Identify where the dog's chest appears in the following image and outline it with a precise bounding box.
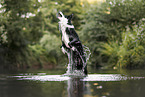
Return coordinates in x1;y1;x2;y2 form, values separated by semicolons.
60;25;70;48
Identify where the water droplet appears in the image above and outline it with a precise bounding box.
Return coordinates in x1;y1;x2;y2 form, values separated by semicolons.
93;83;98;85
96;86;103;89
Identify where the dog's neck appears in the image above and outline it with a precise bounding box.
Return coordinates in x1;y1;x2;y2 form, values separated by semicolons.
58;16;74;29
59;22;74;48
59;22;74;29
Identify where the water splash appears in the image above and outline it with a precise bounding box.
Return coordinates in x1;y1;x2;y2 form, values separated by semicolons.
83;45;91;63
64;45;91;77
9;74;145;82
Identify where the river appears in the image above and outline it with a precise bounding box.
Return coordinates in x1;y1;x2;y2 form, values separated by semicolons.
0;68;145;97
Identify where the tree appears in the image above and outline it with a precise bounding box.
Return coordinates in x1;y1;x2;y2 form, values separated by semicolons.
0;0;88;68
37;0;85;66
0;0;44;68
81;0;145;68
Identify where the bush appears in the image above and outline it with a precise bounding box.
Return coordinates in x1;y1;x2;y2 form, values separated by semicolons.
99;20;145;68
81;0;145;68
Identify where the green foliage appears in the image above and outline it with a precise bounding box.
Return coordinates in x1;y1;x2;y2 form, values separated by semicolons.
81;0;145;68
0;0;84;69
40;0;84;36
1;0;145;69
28;44;47;68
0;0;44;68
40;32;62;65
99;41;119;66
36;0;85;67
100;20;145;68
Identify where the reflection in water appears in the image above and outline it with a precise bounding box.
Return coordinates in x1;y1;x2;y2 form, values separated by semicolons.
10;73;145;97
67;78;89;97
66;77;110;97
5;71;145;97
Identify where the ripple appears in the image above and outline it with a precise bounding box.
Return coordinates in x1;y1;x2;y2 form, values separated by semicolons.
9;74;145;82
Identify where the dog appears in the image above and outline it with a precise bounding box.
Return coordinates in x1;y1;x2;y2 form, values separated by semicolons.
57;11;87;75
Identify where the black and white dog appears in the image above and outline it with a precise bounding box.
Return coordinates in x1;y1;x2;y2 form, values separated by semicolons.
57;12;87;75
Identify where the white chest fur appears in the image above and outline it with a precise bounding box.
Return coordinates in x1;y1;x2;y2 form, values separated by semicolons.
58;14;74;48
60;25;70;48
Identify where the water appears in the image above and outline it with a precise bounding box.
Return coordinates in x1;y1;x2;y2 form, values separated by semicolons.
64;45;91;76
0;69;145;97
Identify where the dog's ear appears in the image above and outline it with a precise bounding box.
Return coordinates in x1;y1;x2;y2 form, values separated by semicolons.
67;14;73;20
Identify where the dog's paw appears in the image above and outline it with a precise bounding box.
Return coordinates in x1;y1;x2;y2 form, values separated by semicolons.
72;47;76;51
61;47;66;54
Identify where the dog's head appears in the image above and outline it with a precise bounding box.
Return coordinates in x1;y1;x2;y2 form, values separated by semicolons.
57;11;73;25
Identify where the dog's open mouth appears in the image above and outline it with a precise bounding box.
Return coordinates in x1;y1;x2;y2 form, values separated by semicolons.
57;12;63;18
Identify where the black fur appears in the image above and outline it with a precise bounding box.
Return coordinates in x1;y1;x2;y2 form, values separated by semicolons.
58;12;87;75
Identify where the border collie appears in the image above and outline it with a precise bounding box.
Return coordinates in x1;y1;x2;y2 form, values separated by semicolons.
57;11;87;75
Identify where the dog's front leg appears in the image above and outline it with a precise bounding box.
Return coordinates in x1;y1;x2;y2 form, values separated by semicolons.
68;38;78;47
61;42;68;54
61;46;67;54
68;42;76;51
